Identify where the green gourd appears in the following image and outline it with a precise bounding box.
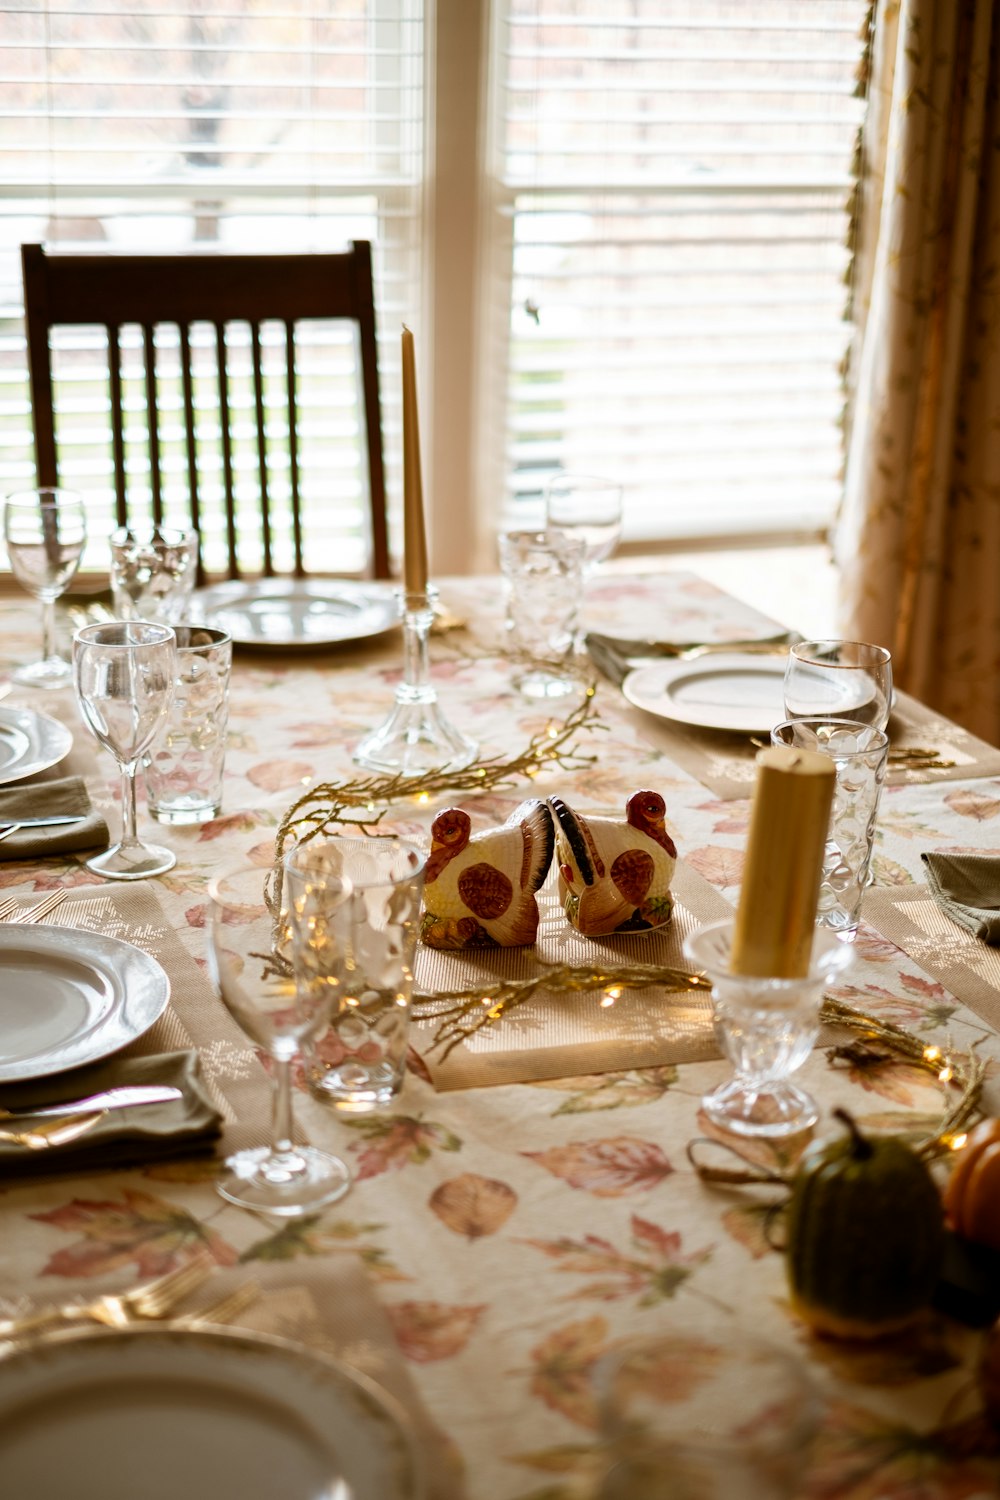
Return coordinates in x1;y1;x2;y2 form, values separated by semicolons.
786;1109;945;1339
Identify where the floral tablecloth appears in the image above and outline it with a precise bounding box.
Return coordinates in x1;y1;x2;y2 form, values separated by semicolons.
1;572;999;1500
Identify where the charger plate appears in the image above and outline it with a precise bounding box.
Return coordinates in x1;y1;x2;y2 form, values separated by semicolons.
190;579;398;649
0;1323;422;1500
0;705;72;785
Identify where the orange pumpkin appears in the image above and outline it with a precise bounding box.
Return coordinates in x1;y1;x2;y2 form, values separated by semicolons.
944;1119;1000;1246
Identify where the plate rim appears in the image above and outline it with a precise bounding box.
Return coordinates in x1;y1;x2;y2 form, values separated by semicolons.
190;577;399;648
0;923;170;1082
622;651;788;733
0;1321;423;1500
0;704;73;786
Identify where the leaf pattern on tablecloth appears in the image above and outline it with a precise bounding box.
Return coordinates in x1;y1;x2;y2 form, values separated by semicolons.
507;1442;603;1500
721;1202;780;1260
521;1213;712;1304
386;1299;486;1362
528;1316;611;1429
523;1137;673;1197
828;982;955;1031
531;1066;679;1115
343;1113;462;1179
247;759;315;792
29;1190;238;1278
803;1400;1000;1499
196;811;275;841
697;797;752;835
944;786;1000;822
871;854;916;886
850;925;903;963
238;1216;410;1282
684;844;745;888
429;1174;518;1238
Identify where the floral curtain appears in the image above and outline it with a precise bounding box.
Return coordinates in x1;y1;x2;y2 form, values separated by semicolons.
836;0;1000;746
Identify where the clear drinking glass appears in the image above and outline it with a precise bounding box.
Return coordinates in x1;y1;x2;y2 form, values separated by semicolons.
685;919;853;1137
783;639;892;730
4;488;87;689
597;1331;822;1500
287;836;427;1114
72;621;177;880
498;528;586;699
109;525;198;625
544;472;623;572
143;625;232;825
771;718;890;937
208;863;352;1215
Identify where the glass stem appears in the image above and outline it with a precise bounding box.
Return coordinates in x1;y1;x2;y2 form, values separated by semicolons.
270;1055;296;1157
41;598;56;663
119;762;140;849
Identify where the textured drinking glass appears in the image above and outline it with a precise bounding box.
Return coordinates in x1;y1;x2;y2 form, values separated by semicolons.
73;621;177;880
109;525;198;625
498;528;586;699
685;919;853;1137
287;836;427;1114
544;472;623;572
771;718;890;937
143;626;232;825
208;863;352;1215
4;488;87;689
597;1331;822;1500
783;639;892;731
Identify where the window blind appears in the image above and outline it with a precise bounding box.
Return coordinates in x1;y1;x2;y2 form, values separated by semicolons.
0;0;424;574
494;1;870;544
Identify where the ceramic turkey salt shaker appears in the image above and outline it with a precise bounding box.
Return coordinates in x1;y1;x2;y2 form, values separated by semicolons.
420;798;555;949
548;789;677;936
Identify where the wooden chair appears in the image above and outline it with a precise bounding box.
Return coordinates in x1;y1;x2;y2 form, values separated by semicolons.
21;241;390;583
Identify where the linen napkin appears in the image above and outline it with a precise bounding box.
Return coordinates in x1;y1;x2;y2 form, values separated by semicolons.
0;1050;223;1175
921;852;1000;943
0;775;108;860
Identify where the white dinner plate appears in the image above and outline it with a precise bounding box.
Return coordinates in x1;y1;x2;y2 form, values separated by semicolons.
0;704;72;785
190;578;399;648
0;925;169;1083
0;1324;422;1500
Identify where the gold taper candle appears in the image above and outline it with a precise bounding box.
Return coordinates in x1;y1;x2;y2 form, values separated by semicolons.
730;745;836;979
401;325;428;595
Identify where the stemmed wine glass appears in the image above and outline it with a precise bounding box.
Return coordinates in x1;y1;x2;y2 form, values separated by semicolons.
207;862;353;1216
4;488;87;688
783;640;893;731
73;621;177;880
544;472;623;573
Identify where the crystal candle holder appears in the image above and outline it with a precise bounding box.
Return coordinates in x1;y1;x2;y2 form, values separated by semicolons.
685;919;853;1138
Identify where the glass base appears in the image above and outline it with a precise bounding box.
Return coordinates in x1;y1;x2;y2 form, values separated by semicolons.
307;1060;402;1115
216;1144;351;1217
85;839;177;881
149;800;221;826
513;667;577;699
354;699;478;776
11;655;72;689
702;1078;819;1138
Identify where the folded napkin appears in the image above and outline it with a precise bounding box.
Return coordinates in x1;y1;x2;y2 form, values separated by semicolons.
585;629;798;687
921;852;1000;943
0;1050;222;1175
0;775;108;860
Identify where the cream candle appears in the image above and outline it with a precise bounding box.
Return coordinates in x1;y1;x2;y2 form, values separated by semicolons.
730;744;836;979
401;326;428;596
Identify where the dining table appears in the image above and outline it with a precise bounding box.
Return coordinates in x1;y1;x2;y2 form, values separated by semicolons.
1;567;1000;1500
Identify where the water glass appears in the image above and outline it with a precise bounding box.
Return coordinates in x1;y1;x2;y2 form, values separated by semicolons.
783;639;892;730
771;718;890;936
143;625;232;825
4;488;87;689
109;525;198;625
544;472;623;571
498;528;586;698
208;863;352;1216
73;621;177;880
597;1331;822;1499
685;918;853;1137
287;837;427;1114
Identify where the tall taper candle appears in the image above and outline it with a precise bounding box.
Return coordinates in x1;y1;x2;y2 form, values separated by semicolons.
401;326;429;595
730;744;836;979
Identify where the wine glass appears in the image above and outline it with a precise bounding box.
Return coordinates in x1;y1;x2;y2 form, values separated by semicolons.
783;640;893;731
4;488;87;688
207;862;353;1216
72;621;177;880
544;472;624;573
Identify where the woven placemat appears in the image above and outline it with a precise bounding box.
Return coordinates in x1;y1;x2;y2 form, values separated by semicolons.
11;886;274;1154
411;860;733;1088
621;688;1000;802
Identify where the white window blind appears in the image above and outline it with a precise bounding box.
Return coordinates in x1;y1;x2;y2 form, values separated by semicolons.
0;0;424;574
494;1;870;544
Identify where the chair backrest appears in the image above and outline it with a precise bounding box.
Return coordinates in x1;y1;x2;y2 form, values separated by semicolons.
21;241;390;583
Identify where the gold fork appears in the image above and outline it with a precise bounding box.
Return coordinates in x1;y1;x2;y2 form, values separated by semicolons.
0;1112;104;1151
0;889;71;924
0;1255;214;1340
181;1280;263;1328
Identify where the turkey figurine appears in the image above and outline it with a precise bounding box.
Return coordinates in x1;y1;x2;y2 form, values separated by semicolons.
549;790;677;936
420;798;555;949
